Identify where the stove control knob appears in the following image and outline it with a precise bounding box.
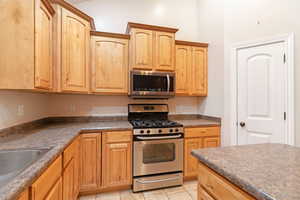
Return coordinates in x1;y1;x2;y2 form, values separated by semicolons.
158;129;162;133
175;129;179;132
169;129;173;133
147;130;151;134
140;130;144;134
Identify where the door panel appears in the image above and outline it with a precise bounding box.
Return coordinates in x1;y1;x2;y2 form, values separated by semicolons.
155;32;175;71
191;47;207;96
61;8;90;92
203;137;220;148
63;159;75;200
102;142;132;187
35;1;52;90
80;134;101;191
91;36;128;94
184;138;202;178
130;28;153;70
44;178;62;200
237;42;285;145
175;45;190;95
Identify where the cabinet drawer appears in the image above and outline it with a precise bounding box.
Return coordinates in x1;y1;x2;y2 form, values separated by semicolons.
185;127;220;138
63;136;79;168
198;185;215;200
198;163;254;200
31;156;62;200
103;131;132;143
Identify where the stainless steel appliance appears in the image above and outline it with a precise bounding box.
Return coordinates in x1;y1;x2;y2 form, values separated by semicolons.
129;70;175;99
128;104;183;192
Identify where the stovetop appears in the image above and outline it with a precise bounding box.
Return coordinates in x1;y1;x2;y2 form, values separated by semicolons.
129;119;183;129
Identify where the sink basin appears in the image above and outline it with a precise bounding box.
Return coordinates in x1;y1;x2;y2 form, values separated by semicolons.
0;148;50;188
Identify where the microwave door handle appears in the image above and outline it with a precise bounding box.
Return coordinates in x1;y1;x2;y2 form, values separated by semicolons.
167;74;170;92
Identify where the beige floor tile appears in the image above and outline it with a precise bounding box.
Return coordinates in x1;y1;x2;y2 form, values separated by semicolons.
143;189;168;200
96;191;120;200
167;191;193;200
183;181;198;191
186;189;197;200
164;186;185;195
79;195;96;200
120;190;145;200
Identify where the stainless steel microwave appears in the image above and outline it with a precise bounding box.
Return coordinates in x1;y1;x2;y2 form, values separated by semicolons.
129;70;175;99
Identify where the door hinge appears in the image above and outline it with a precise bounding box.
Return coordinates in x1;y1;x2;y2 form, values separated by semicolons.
284;112;287;120
283;53;286;63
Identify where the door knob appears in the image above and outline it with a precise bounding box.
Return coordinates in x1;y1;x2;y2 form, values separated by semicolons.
240;122;246;127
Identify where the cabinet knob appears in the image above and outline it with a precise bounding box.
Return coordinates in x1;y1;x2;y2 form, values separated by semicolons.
240;122;246;127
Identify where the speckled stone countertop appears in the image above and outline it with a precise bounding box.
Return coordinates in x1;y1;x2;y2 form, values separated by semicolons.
192;143;300;200
176;119;220;128
0;121;132;200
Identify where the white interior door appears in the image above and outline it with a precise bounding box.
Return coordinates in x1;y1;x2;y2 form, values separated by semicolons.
237;42;286;145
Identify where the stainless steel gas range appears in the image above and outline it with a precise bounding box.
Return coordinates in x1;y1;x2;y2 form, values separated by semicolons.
128;104;184;192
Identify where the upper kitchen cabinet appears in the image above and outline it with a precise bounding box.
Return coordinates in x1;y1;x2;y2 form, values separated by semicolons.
0;0;55;91
90;32;129;94
175;40;208;96
127;22;178;71
51;0;95;93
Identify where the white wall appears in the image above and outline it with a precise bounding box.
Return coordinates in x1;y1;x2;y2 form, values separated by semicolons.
196;0;224;118
223;0;300;146
0;91;49;129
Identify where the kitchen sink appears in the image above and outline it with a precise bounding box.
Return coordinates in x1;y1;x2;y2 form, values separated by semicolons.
0;148;50;188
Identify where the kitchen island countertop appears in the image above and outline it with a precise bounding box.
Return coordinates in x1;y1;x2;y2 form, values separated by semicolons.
192;143;300;200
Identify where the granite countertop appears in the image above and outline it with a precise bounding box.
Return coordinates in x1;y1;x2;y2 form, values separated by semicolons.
176;119;220;128
192;143;300;200
0;116;220;200
0;121;132;200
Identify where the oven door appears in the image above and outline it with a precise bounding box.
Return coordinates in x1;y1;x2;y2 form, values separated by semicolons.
133;137;183;177
130;70;175;98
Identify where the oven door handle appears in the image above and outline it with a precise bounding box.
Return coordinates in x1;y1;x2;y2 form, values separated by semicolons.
136;176;181;184
167;74;170;92
136;134;182;140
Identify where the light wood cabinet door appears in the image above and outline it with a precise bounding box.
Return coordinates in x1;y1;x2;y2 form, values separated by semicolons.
184;138;202;178
191;47;207;96
130;28;153;70
34;0;53;90
31;156;62;200
44;178;63;200
175;45;191;95
63;159;75;200
17;189;29;200
91;36;128;94
203;137;220;148
102;132;132;188
155;32;175;71
61;8;90;92
80;133;101;192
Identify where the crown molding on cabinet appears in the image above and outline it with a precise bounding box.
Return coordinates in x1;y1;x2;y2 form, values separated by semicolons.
175;40;209;48
50;0;96;30
41;0;56;15
126;22;179;34
90;31;130;39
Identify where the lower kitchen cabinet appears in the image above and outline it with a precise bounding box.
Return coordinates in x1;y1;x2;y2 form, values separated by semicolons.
102;131;132;188
80;133;101;192
31;156;62;200
184;126;220;179
63;137;80;200
198;185;215;200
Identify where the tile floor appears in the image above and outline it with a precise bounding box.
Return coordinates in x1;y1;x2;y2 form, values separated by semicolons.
79;181;197;200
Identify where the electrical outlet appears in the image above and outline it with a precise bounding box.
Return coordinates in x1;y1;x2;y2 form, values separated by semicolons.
17;105;24;116
69;104;76;112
